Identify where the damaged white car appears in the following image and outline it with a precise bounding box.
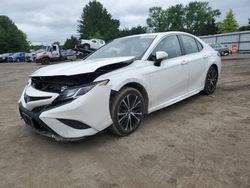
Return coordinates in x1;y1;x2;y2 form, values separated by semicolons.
19;32;221;140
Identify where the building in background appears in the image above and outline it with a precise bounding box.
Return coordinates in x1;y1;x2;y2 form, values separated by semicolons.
200;31;250;53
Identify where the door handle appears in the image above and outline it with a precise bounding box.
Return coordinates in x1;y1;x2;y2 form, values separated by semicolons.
203;54;208;58
181;60;188;65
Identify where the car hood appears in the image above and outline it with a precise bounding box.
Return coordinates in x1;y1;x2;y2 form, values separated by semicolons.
36;51;49;56
31;56;135;77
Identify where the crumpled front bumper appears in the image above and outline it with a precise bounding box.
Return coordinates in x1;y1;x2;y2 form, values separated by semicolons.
19;84;113;140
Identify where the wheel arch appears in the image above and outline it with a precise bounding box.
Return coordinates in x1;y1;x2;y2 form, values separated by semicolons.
211;63;218;70
110;82;149;114
210;63;220;78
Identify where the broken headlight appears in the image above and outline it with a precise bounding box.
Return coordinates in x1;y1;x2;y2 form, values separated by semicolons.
55;80;109;102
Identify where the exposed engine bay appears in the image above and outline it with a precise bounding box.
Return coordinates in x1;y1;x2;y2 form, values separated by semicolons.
31;61;132;93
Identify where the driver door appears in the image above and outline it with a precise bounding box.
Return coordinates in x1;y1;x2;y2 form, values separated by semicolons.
145;35;189;110
51;45;59;58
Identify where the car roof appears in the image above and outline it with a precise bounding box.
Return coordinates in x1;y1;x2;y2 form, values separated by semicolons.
120;31;196;39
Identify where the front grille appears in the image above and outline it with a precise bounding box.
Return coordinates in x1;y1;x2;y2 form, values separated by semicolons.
31;105;47;113
32;119;50;132
31;77;63;93
31;74;99;93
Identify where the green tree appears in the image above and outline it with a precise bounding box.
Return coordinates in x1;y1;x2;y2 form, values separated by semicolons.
78;0;120;41
239;18;250;31
63;36;79;50
184;2;220;35
146;2;220;35
118;26;147;37
146;7;167;32
0;16;30;53
219;9;238;33
165;4;185;31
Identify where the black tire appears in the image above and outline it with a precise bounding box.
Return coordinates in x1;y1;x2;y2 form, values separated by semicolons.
203;66;218;95
83;44;90;50
109;87;145;136
41;58;50;65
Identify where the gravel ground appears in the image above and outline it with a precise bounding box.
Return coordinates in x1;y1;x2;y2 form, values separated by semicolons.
0;56;250;188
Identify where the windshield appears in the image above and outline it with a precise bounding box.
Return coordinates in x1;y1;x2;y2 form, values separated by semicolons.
45;46;51;52
86;35;156;60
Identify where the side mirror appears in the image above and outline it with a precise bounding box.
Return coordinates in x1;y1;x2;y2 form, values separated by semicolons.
154;51;168;66
156;51;168;60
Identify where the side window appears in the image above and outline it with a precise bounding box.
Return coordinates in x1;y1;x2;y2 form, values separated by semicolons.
196;39;203;51
152;35;182;59
92;40;97;43
180;35;199;54
52;46;57;51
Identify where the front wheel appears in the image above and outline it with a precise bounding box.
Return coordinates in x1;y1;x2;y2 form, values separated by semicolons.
203;66;218;95
41;58;50;65
109;87;145;136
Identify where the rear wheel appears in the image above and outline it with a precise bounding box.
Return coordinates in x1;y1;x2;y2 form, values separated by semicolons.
203;66;218;95
109;87;145;136
41;58;50;65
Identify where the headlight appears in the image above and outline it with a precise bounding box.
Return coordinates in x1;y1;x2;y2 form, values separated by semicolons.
55;80;109;103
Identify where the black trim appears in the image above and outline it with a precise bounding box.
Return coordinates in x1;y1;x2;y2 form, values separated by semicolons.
177;35;185;56
57;119;91;129
195;39;204;52
19;103;59;137
19;103;87;141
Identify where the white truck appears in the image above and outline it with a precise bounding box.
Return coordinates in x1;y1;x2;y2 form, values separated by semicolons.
35;43;64;64
78;38;105;50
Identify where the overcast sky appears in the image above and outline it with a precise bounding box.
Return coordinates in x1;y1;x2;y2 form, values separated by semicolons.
1;0;249;45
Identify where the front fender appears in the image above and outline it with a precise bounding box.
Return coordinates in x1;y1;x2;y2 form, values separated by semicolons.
109;77;149;93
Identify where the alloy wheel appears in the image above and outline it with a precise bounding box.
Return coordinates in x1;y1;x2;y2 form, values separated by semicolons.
117;94;143;132
207;67;218;93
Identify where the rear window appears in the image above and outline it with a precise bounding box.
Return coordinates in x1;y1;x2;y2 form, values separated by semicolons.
180;35;199;54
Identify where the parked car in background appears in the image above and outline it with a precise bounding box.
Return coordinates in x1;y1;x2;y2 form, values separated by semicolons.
77;38;105;50
209;43;230;56
65;49;77;61
0;53;12;63
19;32;221;140
8;52;26;62
25;53;32;62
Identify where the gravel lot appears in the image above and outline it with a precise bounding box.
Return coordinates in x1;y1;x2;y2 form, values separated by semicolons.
0;56;250;188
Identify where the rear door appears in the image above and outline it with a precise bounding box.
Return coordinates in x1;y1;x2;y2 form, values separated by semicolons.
179;35;207;92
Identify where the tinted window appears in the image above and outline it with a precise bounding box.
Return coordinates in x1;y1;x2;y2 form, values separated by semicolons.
152;35;182;59
196;40;203;51
180;35;199;54
53;46;57;51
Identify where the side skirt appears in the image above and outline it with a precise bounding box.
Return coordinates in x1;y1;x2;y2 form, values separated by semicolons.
148;87;203;114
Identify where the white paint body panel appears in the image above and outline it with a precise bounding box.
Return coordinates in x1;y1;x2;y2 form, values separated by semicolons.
19;32;221;139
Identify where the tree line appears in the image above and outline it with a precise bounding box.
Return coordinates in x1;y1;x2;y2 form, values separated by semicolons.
64;0;250;49
0;16;30;53
0;0;250;53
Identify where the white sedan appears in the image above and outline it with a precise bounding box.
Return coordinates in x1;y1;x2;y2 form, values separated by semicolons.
19;32;221;140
